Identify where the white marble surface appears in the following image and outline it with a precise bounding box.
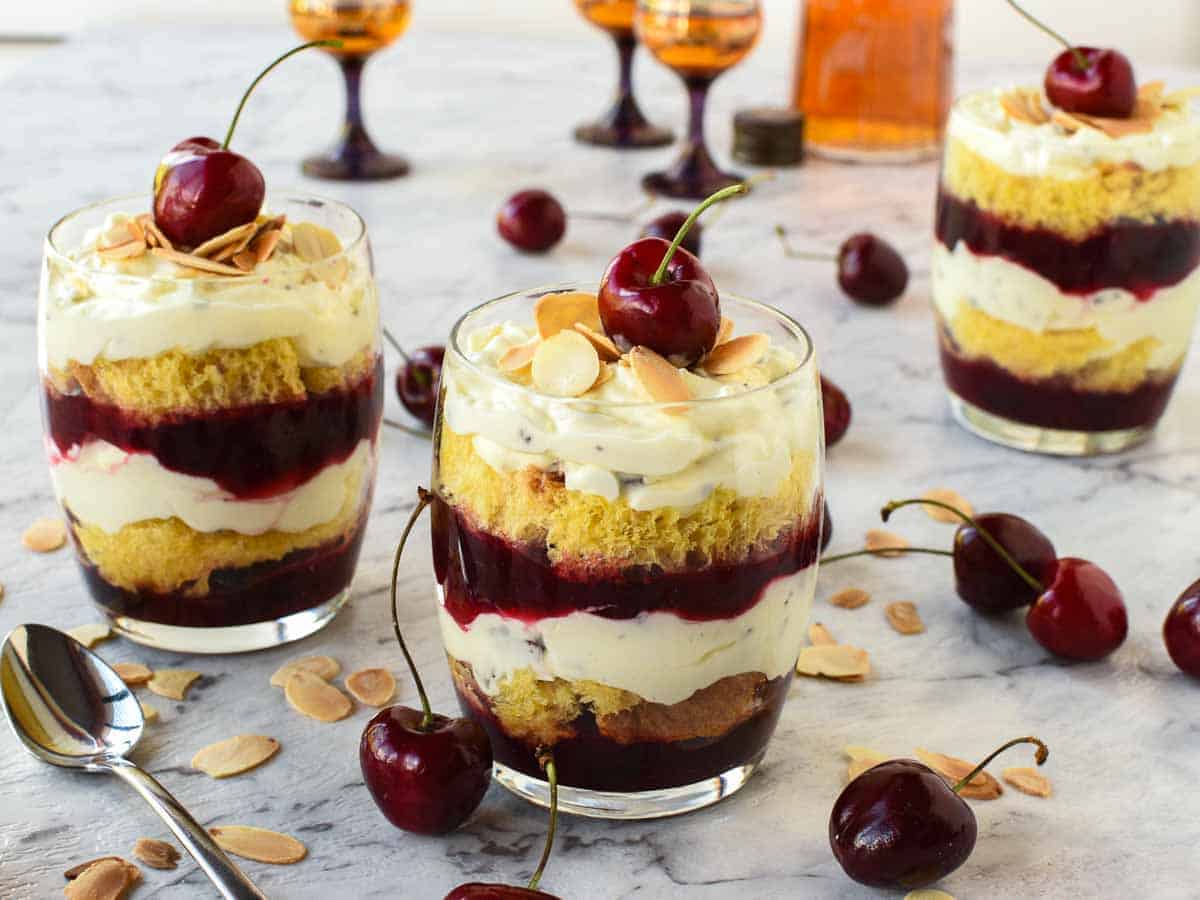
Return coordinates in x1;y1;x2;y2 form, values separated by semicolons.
1;25;1199;900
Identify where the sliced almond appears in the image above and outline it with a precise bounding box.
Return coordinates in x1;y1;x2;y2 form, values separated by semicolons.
589;363;615;391
905;891;955;900
131;837;180;870
269;655;341;687
808;622;837;646
150;247;246;276
147;668;201;701
701;333;770;375
96;239;147;261
845;745;890;780
1003;766;1052;798
1052;109;1087;134
533;291;603;339
124;217;146;244
865;529;909;557
920;488;973;523
284;670;353;722
191;221;258;259
531;331;601;398
112;662;153;686
231;250;257;272
828;587;870;609
63;857;126;880
139;216;173;251
714;316;734;346
795;644;870;680
23;518;67;552
497;340;539;374
999;88;1048;125
1139;80;1166;105
192;734;281;778
573;322;620;361
629;346;691;407
140;701;160;723
250;228;282;264
344;668;396;707
885;601;925;635
67;623;112;649
208;825;307;865
63;857;137;899
916;748;1003;800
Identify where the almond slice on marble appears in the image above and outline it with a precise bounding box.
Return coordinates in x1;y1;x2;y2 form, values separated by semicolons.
208;826;307;865
131;837;180;870
67;623;112;649
808;622;837;646
150;247;246;276
250;228;282;264
285;670;353;722
140;701;160;723
701;333;770;375
113;662;153;686
497;340;539;374
23;518;67;552
269;655;341;687
345;668;396;707
629;346;690;406
845;745;890;780
531;331;601;397
63;857;139;898
191;221;258;259
865;529;909;557
534;291;603;339
573;322;620;361
916;749;1003;800
828;587;870;609
714;316;734;346
63;857;127;880
795;644;870;680
97;239;147;261
191;734;281;778
921;488;973;523
147;668;201;701
1003;766;1053;798
885;601;925;635
904;890;955;900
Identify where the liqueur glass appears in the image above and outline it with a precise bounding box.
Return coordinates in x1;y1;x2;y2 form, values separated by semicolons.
431;284;824;818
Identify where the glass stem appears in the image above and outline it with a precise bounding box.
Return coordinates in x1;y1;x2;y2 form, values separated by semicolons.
684;75;713;154
614;33;636;106
338;54;374;151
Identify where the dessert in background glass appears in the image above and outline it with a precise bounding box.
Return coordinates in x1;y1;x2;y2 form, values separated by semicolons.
39;194;382;652
635;0;761;198
572;0;674;148
933;85;1200;454
431;285;823;818
794;0;954;162
289;0;412;180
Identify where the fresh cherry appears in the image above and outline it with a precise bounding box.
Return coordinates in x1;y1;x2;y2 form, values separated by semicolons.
599;185;744;366
836;234;909;307
498;189;567;253
831;737;1048;890
361;489;493;835
640;211;701;257
1026;558;1128;661
1164;578;1200;678
954;513;1057;614
820;375;851;447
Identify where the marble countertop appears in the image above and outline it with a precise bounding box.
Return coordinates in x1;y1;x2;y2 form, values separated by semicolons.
1;25;1198;900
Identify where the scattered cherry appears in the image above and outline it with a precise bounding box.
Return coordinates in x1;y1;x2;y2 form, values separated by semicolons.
775;226;908;307
599;184;744;366
498;189;567;253
820;375;851;447
953;513;1057;614
640;211;701;257
1026;558;1128;661
831;736;1048;889
1163;577;1200;678
361;489;493;835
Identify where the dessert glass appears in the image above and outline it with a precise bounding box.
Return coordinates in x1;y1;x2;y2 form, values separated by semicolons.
38;194;382;653
933;87;1200;455
431;284;824;818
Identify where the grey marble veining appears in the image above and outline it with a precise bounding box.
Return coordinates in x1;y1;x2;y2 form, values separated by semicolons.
0;25;1198;900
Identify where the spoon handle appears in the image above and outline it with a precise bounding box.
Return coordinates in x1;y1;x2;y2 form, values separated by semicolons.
108;759;267;900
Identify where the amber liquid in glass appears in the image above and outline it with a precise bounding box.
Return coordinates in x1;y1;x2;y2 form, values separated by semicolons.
638;5;761;80
575;0;636;38
289;0;412;56
794;0;953;161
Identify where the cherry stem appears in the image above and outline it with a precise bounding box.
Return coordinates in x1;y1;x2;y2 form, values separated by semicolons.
528;750;558;892
881;498;1044;594
223;40;342;149
774;225;835;262
390;487;435;730
821;546;954;564
381;327;411;364
952;735;1049;795
650;183;746;285
1004;0;1088;71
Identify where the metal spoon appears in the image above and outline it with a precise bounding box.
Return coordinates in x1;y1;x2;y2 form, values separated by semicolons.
1;623;266;899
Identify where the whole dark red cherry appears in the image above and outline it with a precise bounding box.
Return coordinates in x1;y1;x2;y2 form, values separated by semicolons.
498;189;566;253
641;211;701;257
153;136;265;249
1045;47;1137;118
1163;578;1200;678
396;345;445;428
445;886;558;899
1026;558;1128;661
954;513;1057;614
837;234;908;307
820;375;851;447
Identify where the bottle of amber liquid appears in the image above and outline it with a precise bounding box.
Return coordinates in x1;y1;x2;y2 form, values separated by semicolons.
793;0;954;162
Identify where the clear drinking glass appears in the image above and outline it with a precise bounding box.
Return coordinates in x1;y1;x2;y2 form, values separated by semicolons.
39;194;382;652
430;284;824;818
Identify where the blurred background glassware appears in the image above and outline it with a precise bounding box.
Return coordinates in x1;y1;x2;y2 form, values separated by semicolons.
793;0;954;163
635;0;762;198
573;0;675;148
289;0;412;180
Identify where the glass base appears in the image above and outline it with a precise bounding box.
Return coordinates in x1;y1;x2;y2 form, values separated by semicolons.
302;150;410;181
575;120;674;148
949;395;1153;457
107;586;352;654
493;752;763;820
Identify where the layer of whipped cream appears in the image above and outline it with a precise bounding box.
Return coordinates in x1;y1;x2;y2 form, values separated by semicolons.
48;437;372;535
949;87;1200;179
438;566;816;707
933;242;1200;369
40;212;378;369
443;320;820;512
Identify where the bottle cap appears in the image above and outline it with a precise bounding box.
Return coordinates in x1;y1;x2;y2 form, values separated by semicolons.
732;107;805;166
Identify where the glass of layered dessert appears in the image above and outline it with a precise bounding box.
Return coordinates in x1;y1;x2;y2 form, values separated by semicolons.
430;284;823;818
933;84;1200;454
38;194;382;652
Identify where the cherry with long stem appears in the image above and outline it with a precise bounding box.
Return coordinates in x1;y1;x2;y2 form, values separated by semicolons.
1004;0;1088;70
952;736;1048;793
224;40;341;149
391;488;435;729
821;546;953;565
650;183;746;285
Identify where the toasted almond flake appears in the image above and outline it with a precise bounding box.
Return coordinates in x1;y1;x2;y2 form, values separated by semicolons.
534;291;603;339
63;857;136;899
345;668;396;707
1139;80;1166;105
191;221;258;258
701;333;770;375
497;340;539;374
192;734;280;778
96;239;147;261
140;216;173;251
532;331;601;397
67;623;112;649
885;601;925;635
1003;766;1052;798
251;228;282;264
629;346;691;407
140;701;159;723
132;838;180;870
1052;109;1086;134
269;655;341;687
829;587;870;609
291;221;332;262
795;644;870;680
23;518;67;552
916;749;1003;800
905;891;955;900
1074;105;1158;138
921;488;973;523
124;218;145;244
714;316;734;345
113;662;152;686
573;322;620;361
808;622;837;646
285;670;353;722
147;668;201;701
150;247;246;276
63;857;126;880
231;250;257;272
865;529;909;557
209;826;307;865
589;363;615;391
845;745;890;780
